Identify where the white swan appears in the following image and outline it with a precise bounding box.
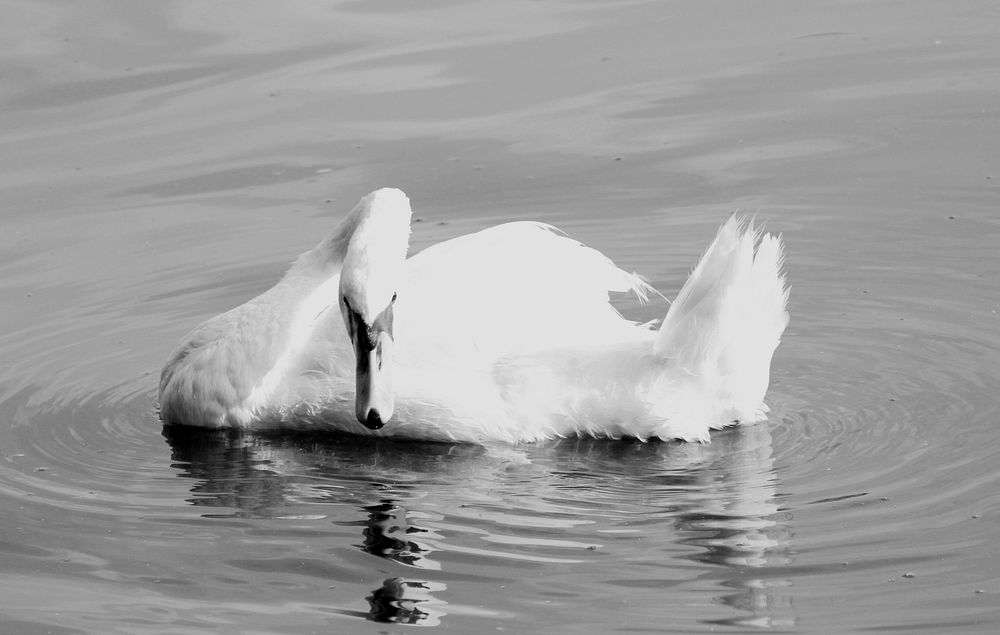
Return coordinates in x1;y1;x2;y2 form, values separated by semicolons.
159;188;789;443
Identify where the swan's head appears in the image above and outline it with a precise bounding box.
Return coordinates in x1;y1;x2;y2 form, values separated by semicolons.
338;188;412;430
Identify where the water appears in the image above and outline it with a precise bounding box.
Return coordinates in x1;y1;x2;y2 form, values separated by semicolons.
2;0;999;632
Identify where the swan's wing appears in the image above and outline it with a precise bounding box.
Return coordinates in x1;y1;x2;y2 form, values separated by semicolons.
396;222;651;363
653;216;789;422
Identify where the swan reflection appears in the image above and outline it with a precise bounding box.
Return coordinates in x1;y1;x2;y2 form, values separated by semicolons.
361;500;440;569
367;577;447;627
163;423;794;628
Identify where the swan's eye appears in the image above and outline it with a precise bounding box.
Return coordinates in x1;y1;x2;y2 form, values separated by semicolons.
391;292;397;303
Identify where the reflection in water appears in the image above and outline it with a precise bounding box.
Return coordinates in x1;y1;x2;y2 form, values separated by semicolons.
163;423;793;629
361;502;445;625
362;500;438;569
673;428;794;629
367;577;448;627
163;427;298;517
547;426;794;629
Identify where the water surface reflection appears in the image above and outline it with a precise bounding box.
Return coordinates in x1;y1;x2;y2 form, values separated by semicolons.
163;423;793;628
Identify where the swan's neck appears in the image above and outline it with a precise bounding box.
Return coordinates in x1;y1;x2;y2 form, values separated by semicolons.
244;189;412;414
337;188;412;319
287;188;412;283
335;188;411;429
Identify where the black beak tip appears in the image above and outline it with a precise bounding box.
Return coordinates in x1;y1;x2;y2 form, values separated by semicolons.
363;409;385;430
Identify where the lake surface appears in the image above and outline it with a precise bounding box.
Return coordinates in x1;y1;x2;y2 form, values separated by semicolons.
2;0;999;632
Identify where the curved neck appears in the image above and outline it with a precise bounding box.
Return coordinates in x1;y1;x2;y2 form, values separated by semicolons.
289;188;412;279
337;189;412;319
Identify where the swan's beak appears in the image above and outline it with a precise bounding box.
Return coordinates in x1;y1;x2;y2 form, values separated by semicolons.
345;305;395;430
355;329;394;429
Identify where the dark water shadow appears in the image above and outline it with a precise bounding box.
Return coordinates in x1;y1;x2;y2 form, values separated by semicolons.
163;425;484;509
163;425;478;625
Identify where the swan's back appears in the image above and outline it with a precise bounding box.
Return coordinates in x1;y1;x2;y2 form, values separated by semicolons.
378;222;658;442
398;222;654;361
389;216;789;443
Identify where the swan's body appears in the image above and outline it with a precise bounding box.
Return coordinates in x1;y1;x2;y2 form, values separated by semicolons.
159;188;789;443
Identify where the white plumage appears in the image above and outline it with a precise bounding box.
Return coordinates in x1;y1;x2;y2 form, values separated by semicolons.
159;188;789;443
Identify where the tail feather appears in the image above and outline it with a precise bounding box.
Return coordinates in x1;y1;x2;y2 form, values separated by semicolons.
654;216;789;423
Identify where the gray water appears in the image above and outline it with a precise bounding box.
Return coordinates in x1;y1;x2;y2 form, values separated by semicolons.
2;1;999;632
